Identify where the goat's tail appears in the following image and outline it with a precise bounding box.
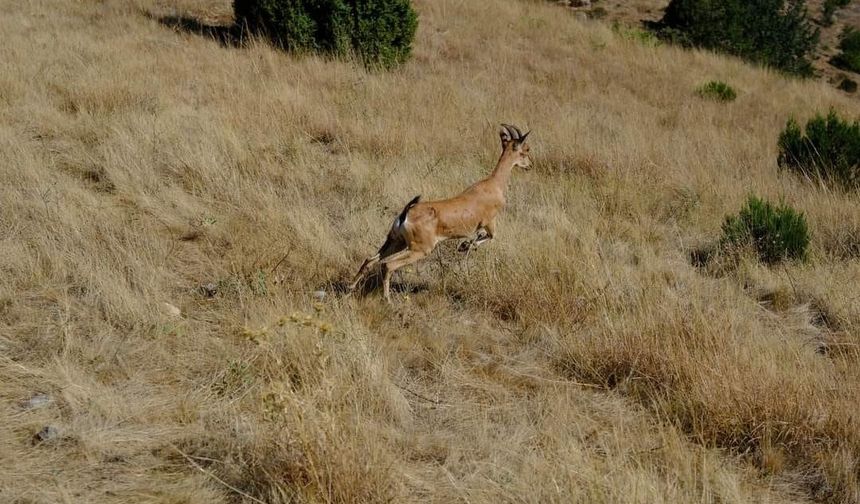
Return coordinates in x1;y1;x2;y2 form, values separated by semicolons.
396;195;420;228
377;195;420;257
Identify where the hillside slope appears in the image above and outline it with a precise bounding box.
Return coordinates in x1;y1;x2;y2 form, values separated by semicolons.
573;0;860;90
1;0;858;502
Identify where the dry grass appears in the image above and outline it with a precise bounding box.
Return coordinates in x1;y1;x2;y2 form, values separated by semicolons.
574;0;860;89
1;0;859;502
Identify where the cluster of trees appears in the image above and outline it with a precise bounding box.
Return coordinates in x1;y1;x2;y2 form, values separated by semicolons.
233;0;418;69
227;0;857;79
656;0;859;80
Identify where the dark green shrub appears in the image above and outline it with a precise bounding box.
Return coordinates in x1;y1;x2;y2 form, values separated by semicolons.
721;196;809;264
696;80;737;101
839;76;858;93
657;0;819;77
778;110;860;190
831;27;860;73
822;0;851;26
589;7;608;19
233;0;418;69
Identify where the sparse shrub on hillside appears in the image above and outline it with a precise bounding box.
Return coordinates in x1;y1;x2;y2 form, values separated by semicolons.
822;0;851;26
831;27;860;73
612;22;661;47
839;76;858;93
233;0;418;69
720;196;809;264
657;0;819;77
589;7;608;19
778;110;860;189
696;80;737;101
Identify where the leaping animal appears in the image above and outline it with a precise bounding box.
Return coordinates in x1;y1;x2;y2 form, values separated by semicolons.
349;123;532;302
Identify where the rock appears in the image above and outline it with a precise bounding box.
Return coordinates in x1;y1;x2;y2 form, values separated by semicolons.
200;283;218;298
33;425;60;443
21;393;52;410
160;302;181;318
312;290;326;301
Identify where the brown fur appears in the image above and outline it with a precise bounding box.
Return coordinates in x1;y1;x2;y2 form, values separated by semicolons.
349;125;532;301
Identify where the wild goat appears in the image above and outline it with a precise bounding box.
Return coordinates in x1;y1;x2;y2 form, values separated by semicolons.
349;124;532;302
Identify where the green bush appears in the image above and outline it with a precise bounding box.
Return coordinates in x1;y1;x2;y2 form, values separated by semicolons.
233;0;418;69
839;76;858;93
831;27;860;73
696;80;737;101
658;0;819;77
822;0;851;26
778;110;860;190
589;7;608;19
721;196;809;264
612;22;661;47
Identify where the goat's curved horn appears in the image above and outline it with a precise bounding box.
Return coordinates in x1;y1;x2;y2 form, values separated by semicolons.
502;123;519;140
520;130;530;142
511;124;524;139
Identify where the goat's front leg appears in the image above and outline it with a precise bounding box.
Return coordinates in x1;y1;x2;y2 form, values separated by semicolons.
473;229;494;247
458;233;481;252
458;222;495;252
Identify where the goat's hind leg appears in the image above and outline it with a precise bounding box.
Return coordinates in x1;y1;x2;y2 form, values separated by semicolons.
381;249;427;303
348;253;381;291
349;246;412;292
348;230;408;291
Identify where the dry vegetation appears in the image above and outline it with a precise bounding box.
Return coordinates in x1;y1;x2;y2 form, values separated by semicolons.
577;0;860;88
1;0;859;502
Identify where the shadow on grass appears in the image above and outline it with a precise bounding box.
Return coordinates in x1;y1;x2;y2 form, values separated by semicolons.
324;270;430;300
146;12;245;48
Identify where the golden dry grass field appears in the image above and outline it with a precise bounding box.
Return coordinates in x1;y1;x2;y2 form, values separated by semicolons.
1;0;859;502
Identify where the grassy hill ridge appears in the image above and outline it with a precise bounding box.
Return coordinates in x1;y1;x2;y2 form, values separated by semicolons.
567;0;860;90
1;0;859;502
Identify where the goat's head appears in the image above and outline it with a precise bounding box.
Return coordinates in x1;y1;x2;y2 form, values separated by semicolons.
499;123;532;170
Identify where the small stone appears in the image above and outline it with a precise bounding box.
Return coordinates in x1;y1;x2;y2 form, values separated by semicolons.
312;290;326;301
33;425;60;443
200;283;218;298
21;393;52;410
160;302;181;318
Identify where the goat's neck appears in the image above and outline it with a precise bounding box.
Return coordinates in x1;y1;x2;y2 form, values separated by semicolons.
487;148;517;190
